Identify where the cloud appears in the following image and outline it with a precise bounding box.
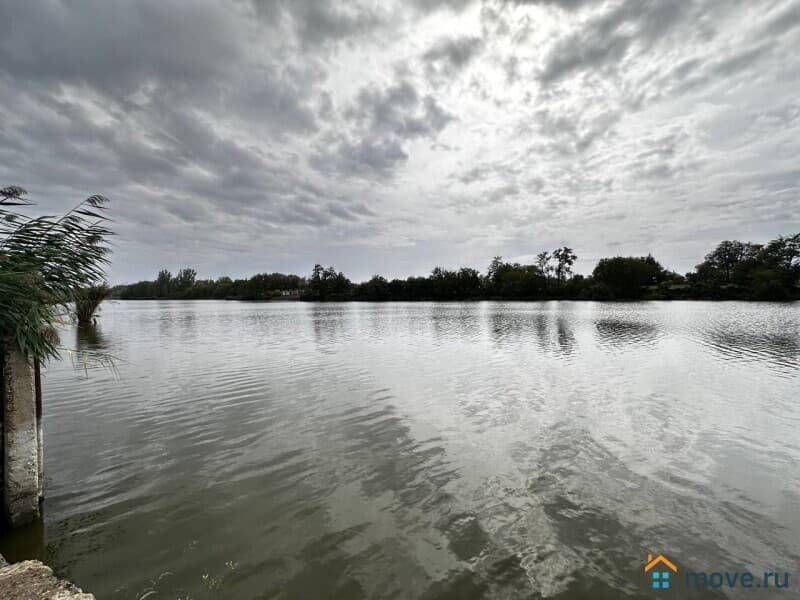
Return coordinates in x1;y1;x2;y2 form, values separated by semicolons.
313;137;409;178
0;2;241;91
0;0;798;282
312;80;454;178
423;35;485;81
761;0;800;37
512;0;599;10
410;0;478;13
249;0;386;46
539;0;691;84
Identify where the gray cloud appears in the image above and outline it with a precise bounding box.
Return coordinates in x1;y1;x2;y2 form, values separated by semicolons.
511;0;599;10
539;0;693;84
249;0;386;46
312;80;454;178
410;0;478;12
312;137;409;178
1;0;798;282
347;81;454;138
423;35;485;82
762;0;800;37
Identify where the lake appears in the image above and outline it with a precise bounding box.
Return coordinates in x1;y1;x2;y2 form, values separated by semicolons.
1;300;799;599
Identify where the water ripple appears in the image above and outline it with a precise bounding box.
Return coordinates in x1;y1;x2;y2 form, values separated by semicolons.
0;300;797;600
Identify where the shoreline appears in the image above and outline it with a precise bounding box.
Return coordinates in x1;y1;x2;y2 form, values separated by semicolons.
107;297;800;303
0;553;94;599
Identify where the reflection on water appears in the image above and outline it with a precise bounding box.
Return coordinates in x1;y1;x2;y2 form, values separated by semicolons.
76;323;108;351
701;328;800;373
489;305;575;357
312;303;350;351
69;323;119;378
1;301;798;599
594;318;660;350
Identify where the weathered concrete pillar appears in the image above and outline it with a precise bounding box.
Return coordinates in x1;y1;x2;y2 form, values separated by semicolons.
34;360;43;500
2;346;41;526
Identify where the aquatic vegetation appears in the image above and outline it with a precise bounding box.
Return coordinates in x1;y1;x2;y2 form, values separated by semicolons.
74;284;112;325
0;185;112;361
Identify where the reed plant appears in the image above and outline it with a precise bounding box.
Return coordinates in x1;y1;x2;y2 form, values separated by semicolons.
0;185;112;360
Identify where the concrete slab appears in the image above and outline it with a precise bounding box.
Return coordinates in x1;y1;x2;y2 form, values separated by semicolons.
0;560;94;599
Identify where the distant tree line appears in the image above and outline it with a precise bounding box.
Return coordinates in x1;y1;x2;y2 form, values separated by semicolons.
113;268;303;300
112;234;800;302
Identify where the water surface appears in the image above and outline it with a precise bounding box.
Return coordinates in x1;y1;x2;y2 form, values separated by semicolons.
2;301;799;599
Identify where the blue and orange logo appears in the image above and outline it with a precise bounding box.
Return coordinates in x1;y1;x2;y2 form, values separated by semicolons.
645;554;678;590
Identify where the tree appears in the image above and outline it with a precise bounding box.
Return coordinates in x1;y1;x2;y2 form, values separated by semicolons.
498;265;546;298
156;269;172;298
536;252;552;277
107;234;800;303
174;268;197;294
1;186;112;361
308;264;351;300
362;275;390;301
731;234;800;298
593;256;664;299
688;236;799;298
329;269;352;298
758;234;800;272
552;247;577;283
486;256;515;295
483;256;548;299
487;256;505;287
429;266;457;299
309;264;325;299
457;267;483;298
695;240;760;284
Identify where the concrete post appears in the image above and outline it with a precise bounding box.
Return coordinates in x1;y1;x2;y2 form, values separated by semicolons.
34;359;43;500
2;346;41;526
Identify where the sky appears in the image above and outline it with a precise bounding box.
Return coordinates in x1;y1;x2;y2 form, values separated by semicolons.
1;0;799;284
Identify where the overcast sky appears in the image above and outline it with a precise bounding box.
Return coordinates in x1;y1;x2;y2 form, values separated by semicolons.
2;0;799;283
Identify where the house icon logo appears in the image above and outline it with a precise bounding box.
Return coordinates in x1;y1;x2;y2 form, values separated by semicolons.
645;553;678;590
